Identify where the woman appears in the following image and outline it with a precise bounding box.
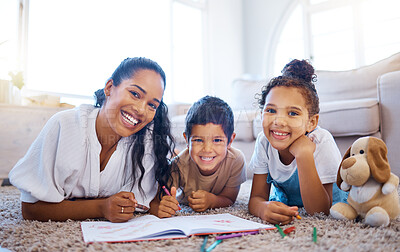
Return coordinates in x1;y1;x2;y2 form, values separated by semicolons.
9;57;175;222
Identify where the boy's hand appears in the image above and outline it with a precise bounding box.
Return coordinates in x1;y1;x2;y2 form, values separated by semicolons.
102;191;137;223
289;134;316;158
258;201;298;225
188;190;214;212
158;187;180;218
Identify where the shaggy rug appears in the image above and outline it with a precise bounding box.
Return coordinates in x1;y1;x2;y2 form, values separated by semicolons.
1;180;400;252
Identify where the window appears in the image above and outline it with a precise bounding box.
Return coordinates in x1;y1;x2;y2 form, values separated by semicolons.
1;0;207;106
273;4;306;75
171;1;205;103
0;0;19;79
271;0;400;75
28;0;171;105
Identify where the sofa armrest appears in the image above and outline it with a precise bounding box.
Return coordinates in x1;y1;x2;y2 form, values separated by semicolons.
378;70;400;176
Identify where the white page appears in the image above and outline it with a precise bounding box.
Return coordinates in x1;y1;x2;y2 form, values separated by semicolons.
81;215;186;243
158;213;272;235
81;213;273;243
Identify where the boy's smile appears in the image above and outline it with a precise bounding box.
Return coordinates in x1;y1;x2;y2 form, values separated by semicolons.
184;123;234;176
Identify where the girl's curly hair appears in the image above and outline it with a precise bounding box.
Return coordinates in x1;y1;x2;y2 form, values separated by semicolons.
258;59;319;117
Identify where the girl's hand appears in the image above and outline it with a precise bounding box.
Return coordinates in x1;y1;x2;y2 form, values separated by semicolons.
102;191;137;223
158;187;180;218
258;201;298;225
289;134;316;158
188;190;213;212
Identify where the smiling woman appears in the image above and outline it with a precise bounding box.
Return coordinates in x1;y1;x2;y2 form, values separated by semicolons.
8;57;177;223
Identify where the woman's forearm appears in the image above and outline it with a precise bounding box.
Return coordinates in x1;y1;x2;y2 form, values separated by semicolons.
22;198;105;221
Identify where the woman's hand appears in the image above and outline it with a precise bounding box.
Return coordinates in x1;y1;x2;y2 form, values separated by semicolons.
102;191;137;223
258;201;298;225
157;187;180;218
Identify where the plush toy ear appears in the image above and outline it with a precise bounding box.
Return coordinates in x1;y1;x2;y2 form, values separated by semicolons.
337;146;351;186
367;137;391;183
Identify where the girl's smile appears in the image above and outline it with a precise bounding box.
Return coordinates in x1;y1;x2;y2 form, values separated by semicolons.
262;86;317;152
271;130;290;140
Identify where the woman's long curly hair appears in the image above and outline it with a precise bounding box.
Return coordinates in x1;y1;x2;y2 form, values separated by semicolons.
94;57;176;200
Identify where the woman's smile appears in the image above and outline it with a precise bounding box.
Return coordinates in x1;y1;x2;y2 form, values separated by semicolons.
121;110;140;128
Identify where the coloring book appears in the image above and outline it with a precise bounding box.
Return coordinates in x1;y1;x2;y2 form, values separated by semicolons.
81;213;274;243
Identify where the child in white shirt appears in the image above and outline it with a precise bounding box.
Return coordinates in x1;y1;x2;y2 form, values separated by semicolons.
248;59;347;225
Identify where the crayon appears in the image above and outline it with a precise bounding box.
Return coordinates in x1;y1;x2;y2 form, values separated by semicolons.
283;226;295;235
215;230;259;240
136;203;149;211
162;186;181;210
200;236;208;252
313;227;317;243
274;224;286;238
205;239;222;252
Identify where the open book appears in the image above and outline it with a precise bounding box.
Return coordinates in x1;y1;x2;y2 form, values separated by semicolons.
81;213;274;243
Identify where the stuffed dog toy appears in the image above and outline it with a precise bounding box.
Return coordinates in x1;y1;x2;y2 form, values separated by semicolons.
330;136;400;227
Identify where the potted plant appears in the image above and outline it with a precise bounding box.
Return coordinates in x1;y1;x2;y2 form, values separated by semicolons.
7;71;24;105
8;71;24;90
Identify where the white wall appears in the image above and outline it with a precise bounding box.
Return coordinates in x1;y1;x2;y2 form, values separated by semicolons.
205;0;293;105
206;0;244;105
242;0;293;77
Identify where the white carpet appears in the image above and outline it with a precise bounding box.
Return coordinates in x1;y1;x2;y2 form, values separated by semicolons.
1;180;400;251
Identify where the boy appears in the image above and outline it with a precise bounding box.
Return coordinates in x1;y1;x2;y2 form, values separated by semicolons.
157;96;246;217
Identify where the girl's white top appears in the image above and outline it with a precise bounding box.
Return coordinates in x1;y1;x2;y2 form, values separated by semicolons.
249;126;341;184
9;104;157;209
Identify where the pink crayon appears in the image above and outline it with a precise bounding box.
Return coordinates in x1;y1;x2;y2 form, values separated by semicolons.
162;186;181;210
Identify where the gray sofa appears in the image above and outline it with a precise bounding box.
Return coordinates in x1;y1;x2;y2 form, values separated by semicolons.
169;53;400;177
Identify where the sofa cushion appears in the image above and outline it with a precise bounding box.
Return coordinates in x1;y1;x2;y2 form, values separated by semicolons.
170;114;186;144
252;115;263;140
234;110;258;142
230;78;266;111
319;98;379;136
316;52;400;102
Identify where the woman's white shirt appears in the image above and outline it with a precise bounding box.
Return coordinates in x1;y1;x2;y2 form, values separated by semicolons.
8;104;157;209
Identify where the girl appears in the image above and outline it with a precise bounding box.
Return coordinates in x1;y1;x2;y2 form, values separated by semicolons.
9;57;175;223
248;59;347;225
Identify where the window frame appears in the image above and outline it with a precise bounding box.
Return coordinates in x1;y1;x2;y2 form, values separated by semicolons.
268;0;399;76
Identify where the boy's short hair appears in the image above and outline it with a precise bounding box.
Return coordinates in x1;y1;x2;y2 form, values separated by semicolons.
185;96;234;141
